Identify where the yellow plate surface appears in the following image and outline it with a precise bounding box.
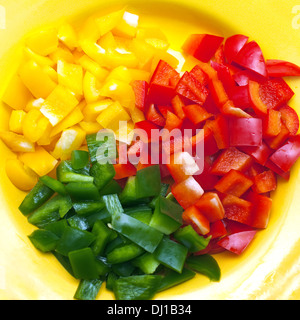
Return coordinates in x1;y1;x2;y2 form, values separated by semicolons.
0;0;300;300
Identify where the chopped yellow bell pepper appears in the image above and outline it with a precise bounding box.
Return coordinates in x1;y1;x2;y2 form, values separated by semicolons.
78;16;101;43
129;38;155;70
112;11;139;38
40;84;79;126
78;54;109;81
95;9;125;37
19;60;57;99
9;110;27;134
24;98;44;113
23;47;55;67
5;158;38;191
83;71;103;103
23;109;52;143
57;60;83;96
106;66;132;83
36;123;53;146
79;121;103;135
128;68;150;82
96;101;130;131
115;120;135;145
19;146;58;176
42;65;58;83
49;44;75;64
136;27;169;51
2;74;33;110
98;31;117;50
82;99;113;122
50;106;84;138
25;28;58;56
151;49;179;73
58;23;78;50
99;78;136;110
0;131;35;153
130;107;145;124
52;125;86;160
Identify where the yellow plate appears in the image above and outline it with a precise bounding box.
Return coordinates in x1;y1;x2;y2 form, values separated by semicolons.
0;0;300;300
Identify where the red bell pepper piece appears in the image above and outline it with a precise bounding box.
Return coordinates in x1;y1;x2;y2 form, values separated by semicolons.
246;191;272;229
266;59;300;77
113;163;137;180
279;105;299;136
229;118;262;147
189;65;209;86
164;111;183;132
202;93;220;115
150;59;179;86
193;157;220;191
182;104;213;125
182;205;210;235
222;194;253;226
224;34;249;64
171;95;186;120
134;120;160;143
265;121;290;149
264;159;290;181
214;169;253;197
161;133;192;157
145;104;166;127
221;100;252;118
195;192;225;222
252;170;277;194
269;135;300;172
175;71;209;105
262;109;282;138
228;85;251;110
211;147;253;175
208;78;229;109
131;80;148;111
190;126;219;157
217;230;257;255
182;34;224;63
171;176;204;209
147;83;176;106
233;41;267;78
239;141;272;166
211;61;236;93
214;44;225;64
206;220;227;239
224;219;254;234
157;105;174;119
206;115;230;149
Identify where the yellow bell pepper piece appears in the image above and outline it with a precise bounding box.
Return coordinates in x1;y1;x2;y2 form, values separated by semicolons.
150;50;179;73
5;158;38;191
22;109;51;143
58;23;78;50
19;146;58;176
106;66;132;83
2;74;33;110
23;47;55;67
112;11;139;38
19;60;57;99
83;71;104;103
129;38;155;70
24;98;44;113
37;123;53;146
0;131;35;153
25;28;58;56
79;16;101;43
128;68;150;82
130;107;145;124
136;27;169;51
99;78;136;110
52;125;86;160
9;110;27;134
115;120;135;145
82;99;113;122
95;9;125;37
40;84;79;126
78;54;109;81
57;60;83;96
79;121;103;135
50;106;84;138
49;44;75;64
98;32;117;50
42;65;58;83
96;101;130;131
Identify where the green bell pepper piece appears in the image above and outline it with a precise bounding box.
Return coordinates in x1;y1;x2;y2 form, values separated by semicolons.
71;150;90;170
68;247;99;280
28;229;60;252
39;175;67;195
124;205;153;224
111;261;135;277
67;215;90;231
102;194;124;216
85;207;112;227
65;182;101;201
106;272;119;291
132;252;160;274
185;255;221;282
119;176;150;206
95;258;110;276
160;183;170;197
91;220;113;256
158;267;196;292
106;243;144;264
19;180;54;216
112;212;163;253
52;251;74;277
55;226;96;256
57;160;93;183
113;275;162;300
154;237;188;273
90;162;116;191
28;194;73;228
98;180;122;196
174;225;211;253
73;200;105;217
136;165;161;198
74;279;103;300
44;219;68;237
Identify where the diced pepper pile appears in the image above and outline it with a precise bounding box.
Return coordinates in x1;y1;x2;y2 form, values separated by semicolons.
1;8;300;300
21;138;221;300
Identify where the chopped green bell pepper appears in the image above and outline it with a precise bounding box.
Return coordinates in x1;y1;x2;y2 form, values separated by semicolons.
107;242;144;264
71;150;90;170
39;175;67;195
74;279;103;300
132;252;160;274
91;220;114;256
136;165;161;198
57;160;93;183
28;229;60;252
124;205;152;224
67;215;90;231
90;162;116;191
102;194;124;216
44;219;68;237
72;200;105;216
65;182;101;201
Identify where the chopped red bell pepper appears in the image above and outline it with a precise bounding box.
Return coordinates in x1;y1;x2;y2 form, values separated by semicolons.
206;115;229;149
164;111;183;131
221;100;252;118
182;34;224;63
147;83;175;106
211;147;253;175
214;169;253;197
113;163;137;180
193;157;220;191
224;219;254;234
266;59;300;77
182;104;213;125
206;220;227;239
150;59;180;86
208;78;229;109
239;141;272;166
190;126;219;157
171;95;186;120
171;176;204;209
131;80;149;111
228;85;251;110
265;121;290;149
233;40;267;78
195;192;225;222
214;44;225;64
279;105;299;136
189;65;209;86
161;133;191;156
262;109;282;138
211;61;236;93
224;34;249;64
182;205;210;235
217;230;257;255
157;105;174;119
145;104;166;127
252;170;277;194
229;118;262;147
134;120;160;143
202;93;220;115
264;159;290;181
